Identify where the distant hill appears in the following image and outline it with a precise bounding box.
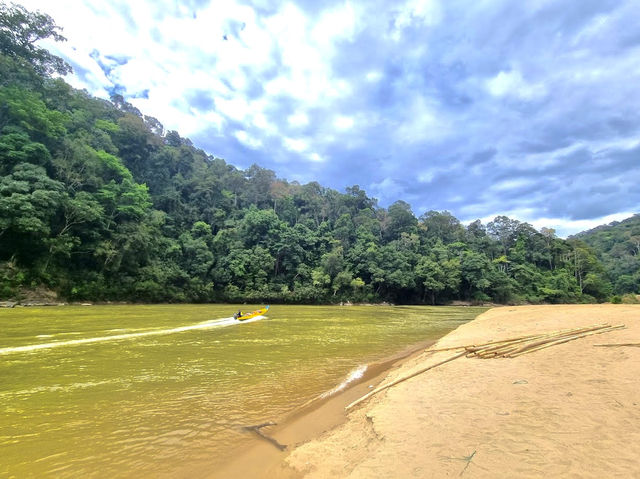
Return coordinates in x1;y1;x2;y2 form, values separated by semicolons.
573;214;640;294
0;3;621;305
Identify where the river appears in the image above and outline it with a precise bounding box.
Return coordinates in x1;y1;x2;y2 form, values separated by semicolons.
0;304;485;477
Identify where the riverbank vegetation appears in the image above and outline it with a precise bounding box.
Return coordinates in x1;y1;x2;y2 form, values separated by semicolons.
574;215;640;301
0;4;637;304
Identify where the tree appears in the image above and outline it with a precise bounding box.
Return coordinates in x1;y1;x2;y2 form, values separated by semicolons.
113;113;162;178
332;270;353;297
0;3;71;77
239;207;285;249
460;251;491;301
179;226;214;280
0;4;622;304
576;214;640;295
96;178;152;229
0;131;50;174
384;200;417;241
243;164;276;208
321;247;345;281
333;213;355;248
42;191;104;273
614;274;638;294
0;163;63;263
419;210;464;244
487;216;520;255
564;240;596;293
0;86;67;142
416;257;445;304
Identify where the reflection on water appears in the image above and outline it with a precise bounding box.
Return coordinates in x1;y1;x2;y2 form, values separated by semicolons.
0;304;485;477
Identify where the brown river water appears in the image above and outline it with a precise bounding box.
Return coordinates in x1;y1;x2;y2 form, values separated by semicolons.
0;304;485;477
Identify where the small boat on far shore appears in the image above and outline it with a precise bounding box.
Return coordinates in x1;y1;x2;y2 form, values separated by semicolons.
234;306;270;321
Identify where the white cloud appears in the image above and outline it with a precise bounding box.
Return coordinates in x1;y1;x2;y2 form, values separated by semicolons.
491;178;531;192
365;71;382;82
333;115;354;130
215;97;251;122
22;0;357;143
16;0;640;227
527;212;636;238
486;69;547;100
261;3;356;103
234;130;262;149
288;112;309;127
394;96;449;143
251;111;276;135
284;137;308;152
369;177;405;205
391;0;442;40
463;210;637;239
312;1;359;45
417;169;437;183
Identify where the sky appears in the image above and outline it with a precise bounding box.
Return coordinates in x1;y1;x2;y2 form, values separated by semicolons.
17;0;640;237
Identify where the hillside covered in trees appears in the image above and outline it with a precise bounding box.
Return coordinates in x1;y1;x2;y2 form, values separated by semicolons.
573;215;640;298
0;4;633;305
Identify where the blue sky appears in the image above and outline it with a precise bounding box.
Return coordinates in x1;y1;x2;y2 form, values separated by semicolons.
19;0;640;237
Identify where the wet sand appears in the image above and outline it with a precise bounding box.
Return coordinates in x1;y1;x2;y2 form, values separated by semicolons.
258;304;639;478
209;340;438;479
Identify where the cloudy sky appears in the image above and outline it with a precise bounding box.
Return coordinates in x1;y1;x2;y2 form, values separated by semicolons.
18;0;640;236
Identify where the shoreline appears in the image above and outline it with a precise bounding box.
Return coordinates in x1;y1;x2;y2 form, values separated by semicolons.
276;304;640;478
207;339;438;479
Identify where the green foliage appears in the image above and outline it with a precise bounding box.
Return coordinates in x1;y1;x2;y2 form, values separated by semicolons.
0;86;68;140
0;3;621;304
575;215;640;295
94;119;119;133
620;293;639;304
0;163;63;237
0;132;50;174
94;149;133;181
0;3;71;77
97;179;151;223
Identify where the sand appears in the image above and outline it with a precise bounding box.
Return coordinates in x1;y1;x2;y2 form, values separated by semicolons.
273;304;640;478
210;340;438;479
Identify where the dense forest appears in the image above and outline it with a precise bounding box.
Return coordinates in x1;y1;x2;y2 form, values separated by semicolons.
573;215;640;301
0;5;636;305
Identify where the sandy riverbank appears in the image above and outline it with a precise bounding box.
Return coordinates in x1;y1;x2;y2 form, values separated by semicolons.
259;304;640;478
209;339;439;479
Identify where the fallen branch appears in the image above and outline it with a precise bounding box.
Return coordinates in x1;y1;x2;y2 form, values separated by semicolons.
241;422;287;451
593;343;640;347
460;450;476;477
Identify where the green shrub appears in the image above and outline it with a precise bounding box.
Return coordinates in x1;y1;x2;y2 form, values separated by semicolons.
621;294;639;304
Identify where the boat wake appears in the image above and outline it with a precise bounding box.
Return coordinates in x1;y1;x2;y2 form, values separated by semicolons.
0;316;265;356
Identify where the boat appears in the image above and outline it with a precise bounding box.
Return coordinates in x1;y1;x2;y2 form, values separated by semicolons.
234;305;270;321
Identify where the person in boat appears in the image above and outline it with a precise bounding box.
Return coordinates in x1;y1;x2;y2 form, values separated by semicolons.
233;310;242;320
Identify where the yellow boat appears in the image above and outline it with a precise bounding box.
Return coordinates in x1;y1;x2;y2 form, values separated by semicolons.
234;305;270;321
